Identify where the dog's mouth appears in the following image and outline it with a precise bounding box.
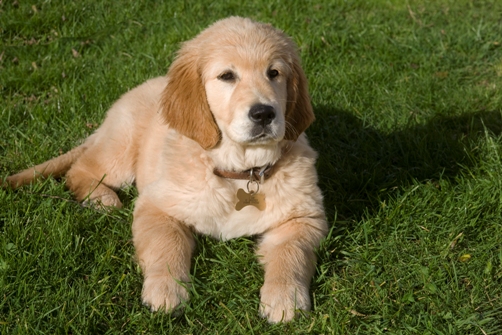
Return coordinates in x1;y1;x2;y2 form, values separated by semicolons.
251;134;270;143
248;126;277;143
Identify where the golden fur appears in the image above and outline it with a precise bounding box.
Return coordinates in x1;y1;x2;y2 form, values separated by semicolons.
5;17;327;323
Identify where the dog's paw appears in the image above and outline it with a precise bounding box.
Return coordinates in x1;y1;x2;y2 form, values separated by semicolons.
259;283;310;323
83;193;122;209
96;193;122;208
141;275;190;315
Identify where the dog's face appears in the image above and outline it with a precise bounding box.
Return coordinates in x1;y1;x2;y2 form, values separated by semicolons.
161;17;314;151
203;50;288;146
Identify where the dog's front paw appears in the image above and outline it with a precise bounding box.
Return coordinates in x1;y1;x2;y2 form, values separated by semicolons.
259;283;311;323
141;275;189;315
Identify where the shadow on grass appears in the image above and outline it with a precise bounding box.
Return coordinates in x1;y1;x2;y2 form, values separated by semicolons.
311;105;502;222
310;107;502;331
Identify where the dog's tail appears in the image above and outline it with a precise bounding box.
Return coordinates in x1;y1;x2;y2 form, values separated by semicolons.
4;144;87;189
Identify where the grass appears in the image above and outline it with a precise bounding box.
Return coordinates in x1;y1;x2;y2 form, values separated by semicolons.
1;0;502;333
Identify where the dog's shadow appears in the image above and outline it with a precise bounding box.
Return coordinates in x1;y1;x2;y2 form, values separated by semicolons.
310;105;502;224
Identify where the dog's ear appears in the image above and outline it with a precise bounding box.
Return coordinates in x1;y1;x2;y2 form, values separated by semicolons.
284;54;315;141
160;47;221;150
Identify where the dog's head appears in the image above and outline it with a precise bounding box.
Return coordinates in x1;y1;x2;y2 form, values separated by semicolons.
161;16;314;150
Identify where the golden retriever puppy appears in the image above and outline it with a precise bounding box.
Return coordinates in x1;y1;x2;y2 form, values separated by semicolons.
6;16;327;323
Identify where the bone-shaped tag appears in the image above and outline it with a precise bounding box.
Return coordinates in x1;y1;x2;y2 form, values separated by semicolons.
235;188;266;211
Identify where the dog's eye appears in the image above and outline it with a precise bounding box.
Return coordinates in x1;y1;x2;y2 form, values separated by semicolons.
267;69;279;79
218;71;236;82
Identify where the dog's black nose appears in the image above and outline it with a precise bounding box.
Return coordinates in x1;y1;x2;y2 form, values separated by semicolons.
249;104;276;126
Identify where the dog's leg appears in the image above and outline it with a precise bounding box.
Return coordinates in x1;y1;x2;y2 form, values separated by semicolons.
63;139;138;208
256;217;327;323
132;197;195;314
65;163;122;208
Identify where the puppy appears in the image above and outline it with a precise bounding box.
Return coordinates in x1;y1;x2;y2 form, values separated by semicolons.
6;16;328;323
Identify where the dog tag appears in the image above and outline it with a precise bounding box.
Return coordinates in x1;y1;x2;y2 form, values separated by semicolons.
235;189;265;211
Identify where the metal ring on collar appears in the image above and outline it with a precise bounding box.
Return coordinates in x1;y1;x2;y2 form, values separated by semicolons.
246;180;260;194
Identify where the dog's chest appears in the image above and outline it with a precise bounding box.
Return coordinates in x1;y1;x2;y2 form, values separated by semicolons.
187;179;282;240
143;138;319;240
150;175;285;240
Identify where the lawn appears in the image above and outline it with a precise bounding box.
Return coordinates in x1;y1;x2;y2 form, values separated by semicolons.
1;0;502;333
